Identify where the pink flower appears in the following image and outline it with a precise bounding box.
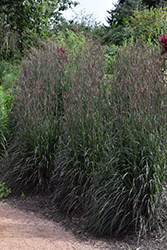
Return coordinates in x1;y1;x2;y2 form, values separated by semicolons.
159;34;167;55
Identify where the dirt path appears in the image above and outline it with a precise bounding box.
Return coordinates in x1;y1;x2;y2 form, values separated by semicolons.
0;195;167;250
0;202;97;250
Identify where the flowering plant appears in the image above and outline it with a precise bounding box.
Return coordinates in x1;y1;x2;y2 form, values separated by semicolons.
159;34;167;55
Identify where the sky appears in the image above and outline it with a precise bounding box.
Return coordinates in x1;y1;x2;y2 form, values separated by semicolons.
63;0;118;26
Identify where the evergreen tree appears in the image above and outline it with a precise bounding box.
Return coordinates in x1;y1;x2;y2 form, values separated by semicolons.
106;0;143;27
106;0;167;28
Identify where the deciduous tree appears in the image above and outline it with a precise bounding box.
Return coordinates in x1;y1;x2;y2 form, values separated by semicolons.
0;0;78;58
0;0;78;35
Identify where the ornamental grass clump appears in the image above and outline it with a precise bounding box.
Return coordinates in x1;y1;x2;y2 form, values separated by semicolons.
3;38;167;237
4;41;69;193
50;40;108;215
84;42;167;237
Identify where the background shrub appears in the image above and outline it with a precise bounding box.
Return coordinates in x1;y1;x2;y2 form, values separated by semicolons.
0;85;14;157
105;44;119;74
53;30;86;61
124;6;167;43
0;19;20;60
0;86;8;154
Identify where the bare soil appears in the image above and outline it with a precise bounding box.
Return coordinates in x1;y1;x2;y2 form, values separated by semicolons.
0;193;167;250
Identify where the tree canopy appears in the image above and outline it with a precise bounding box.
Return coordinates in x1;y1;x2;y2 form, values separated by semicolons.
106;0;143;27
0;0;79;58
0;0;79;35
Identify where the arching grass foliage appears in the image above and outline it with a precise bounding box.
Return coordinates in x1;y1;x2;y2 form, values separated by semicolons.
3;39;167;237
